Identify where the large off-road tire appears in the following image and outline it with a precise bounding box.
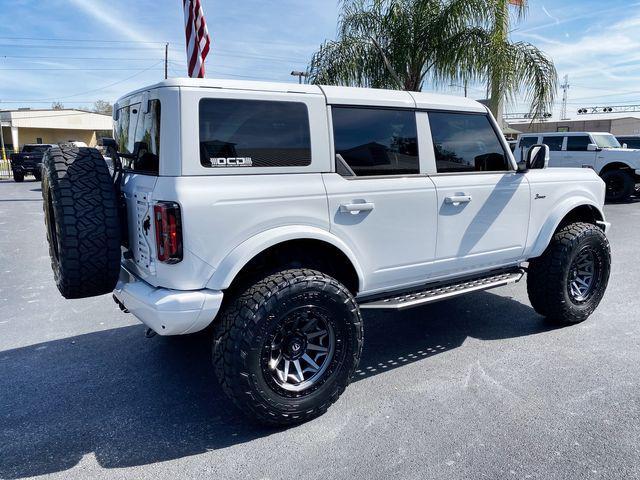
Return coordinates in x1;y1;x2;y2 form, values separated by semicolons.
601;169;634;202
527;222;611;324
213;269;363;426
42;145;121;299
13;170;24;182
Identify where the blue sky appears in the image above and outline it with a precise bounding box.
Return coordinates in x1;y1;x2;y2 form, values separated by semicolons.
0;0;638;119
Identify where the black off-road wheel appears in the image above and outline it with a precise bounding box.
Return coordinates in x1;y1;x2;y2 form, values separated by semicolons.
213;269;363;426
42;145;121;299
13;171;24;182
527;222;611;324
601;169;634;202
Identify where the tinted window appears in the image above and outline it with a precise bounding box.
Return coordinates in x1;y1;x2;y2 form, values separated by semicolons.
518;136;538;149
618;137;640;149
115;100;161;174
332;107;418;177
429;112;509;173
22;145;50;153
199;99;311;168
542;136;563;151
566;135;591;151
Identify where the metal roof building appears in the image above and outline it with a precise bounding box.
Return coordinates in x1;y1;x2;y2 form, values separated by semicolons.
0;108;113;153
508;112;640;136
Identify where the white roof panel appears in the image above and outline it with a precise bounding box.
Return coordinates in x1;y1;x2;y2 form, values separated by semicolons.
319;85;415;108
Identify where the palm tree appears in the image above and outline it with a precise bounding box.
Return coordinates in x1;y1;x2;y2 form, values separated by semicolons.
307;0;557;119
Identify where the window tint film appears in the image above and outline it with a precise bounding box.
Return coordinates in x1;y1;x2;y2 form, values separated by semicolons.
542;136;563;151
618;137;640;149
199;99;311;168
429;112;509;173
518;136;538;149
566;135;591;151
332;107;419;177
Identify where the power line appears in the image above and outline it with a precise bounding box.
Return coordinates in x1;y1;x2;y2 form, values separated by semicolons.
0;36;168;44
0;67;160;71
1;55;165;61
4;61;163;103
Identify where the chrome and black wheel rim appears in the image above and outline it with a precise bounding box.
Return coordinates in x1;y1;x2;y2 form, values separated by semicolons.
261;305;336;394
568;247;599;303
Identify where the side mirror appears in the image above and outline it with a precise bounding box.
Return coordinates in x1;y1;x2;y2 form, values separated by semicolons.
622;143;628;149
526;144;550;170
587;143;600;151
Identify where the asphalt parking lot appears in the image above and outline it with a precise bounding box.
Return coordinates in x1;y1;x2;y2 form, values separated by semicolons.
0;178;639;480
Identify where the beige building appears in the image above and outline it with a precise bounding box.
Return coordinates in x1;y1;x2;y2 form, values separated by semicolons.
509;112;640;136
0;108;113;153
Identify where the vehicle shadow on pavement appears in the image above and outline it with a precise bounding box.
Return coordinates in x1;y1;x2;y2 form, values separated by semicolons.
0;291;558;478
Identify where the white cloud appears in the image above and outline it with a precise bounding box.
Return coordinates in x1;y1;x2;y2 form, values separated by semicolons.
541;6;560;25
66;0;158;44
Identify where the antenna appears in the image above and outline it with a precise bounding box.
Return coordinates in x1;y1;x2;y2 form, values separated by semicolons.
560;74;570;120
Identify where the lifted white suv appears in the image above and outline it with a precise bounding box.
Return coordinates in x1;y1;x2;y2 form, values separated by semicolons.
516;131;640;201
42;79;611;425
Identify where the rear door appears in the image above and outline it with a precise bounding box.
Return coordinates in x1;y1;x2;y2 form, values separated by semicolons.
541;135;565;166
563;135;597;168
322;104;438;294
425;111;530;276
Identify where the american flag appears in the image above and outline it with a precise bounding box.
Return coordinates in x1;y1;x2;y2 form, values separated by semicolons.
183;0;211;78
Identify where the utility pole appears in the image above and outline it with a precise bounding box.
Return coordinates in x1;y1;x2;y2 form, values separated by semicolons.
290;71;308;84
0;112;6;162
164;43;169;80
560;74;570;120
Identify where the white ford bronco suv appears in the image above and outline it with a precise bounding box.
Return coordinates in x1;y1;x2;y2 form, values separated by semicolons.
42;78;611;425
516;131;640;202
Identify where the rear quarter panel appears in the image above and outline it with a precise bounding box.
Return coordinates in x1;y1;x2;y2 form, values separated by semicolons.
151;174;331;290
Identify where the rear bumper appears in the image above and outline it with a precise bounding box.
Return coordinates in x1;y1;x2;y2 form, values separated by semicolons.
113;266;223;335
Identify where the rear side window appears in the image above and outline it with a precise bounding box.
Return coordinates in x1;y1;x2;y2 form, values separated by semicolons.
429;112;510;173
518;136;538;149
199;99;311;168
542;136;563;151
115;99;161;175
332;107;419;177
566;135;591;151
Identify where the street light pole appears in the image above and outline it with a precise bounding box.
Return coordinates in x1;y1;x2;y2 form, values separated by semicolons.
290;71;308;84
0;115;6;162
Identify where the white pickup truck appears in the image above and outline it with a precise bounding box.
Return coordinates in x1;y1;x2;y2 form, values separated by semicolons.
41;79;611;425
516;131;640;201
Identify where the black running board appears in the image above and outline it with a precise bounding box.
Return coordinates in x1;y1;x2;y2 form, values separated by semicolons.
358;268;524;310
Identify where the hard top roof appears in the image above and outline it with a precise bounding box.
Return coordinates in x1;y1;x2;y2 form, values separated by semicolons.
117;77;486;112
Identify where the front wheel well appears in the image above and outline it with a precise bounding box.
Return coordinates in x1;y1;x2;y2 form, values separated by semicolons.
226;239;360;296
599;162;634;175
557;204;604;232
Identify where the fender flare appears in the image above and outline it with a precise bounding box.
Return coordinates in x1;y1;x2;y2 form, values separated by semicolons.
527;197;605;259
205;225;365;291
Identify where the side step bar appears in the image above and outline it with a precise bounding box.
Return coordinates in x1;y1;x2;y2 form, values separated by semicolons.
359;269;525;310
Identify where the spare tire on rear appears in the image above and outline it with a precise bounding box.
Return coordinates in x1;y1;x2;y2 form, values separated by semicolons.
42;145;121;299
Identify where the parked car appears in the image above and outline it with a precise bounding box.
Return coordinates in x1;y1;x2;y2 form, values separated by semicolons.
616;135;640;150
41;79;612;425
9;144;55;182
515;132;640;201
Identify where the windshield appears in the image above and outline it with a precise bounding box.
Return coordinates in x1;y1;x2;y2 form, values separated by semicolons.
592;134;621;149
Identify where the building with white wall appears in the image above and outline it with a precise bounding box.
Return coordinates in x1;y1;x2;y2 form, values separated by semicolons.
0;108;113;153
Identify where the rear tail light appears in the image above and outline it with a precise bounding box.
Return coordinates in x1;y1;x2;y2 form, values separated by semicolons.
153;202;183;263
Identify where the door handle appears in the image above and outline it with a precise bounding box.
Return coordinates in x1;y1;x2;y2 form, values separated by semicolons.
339;202;375;213
444;195;472;205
